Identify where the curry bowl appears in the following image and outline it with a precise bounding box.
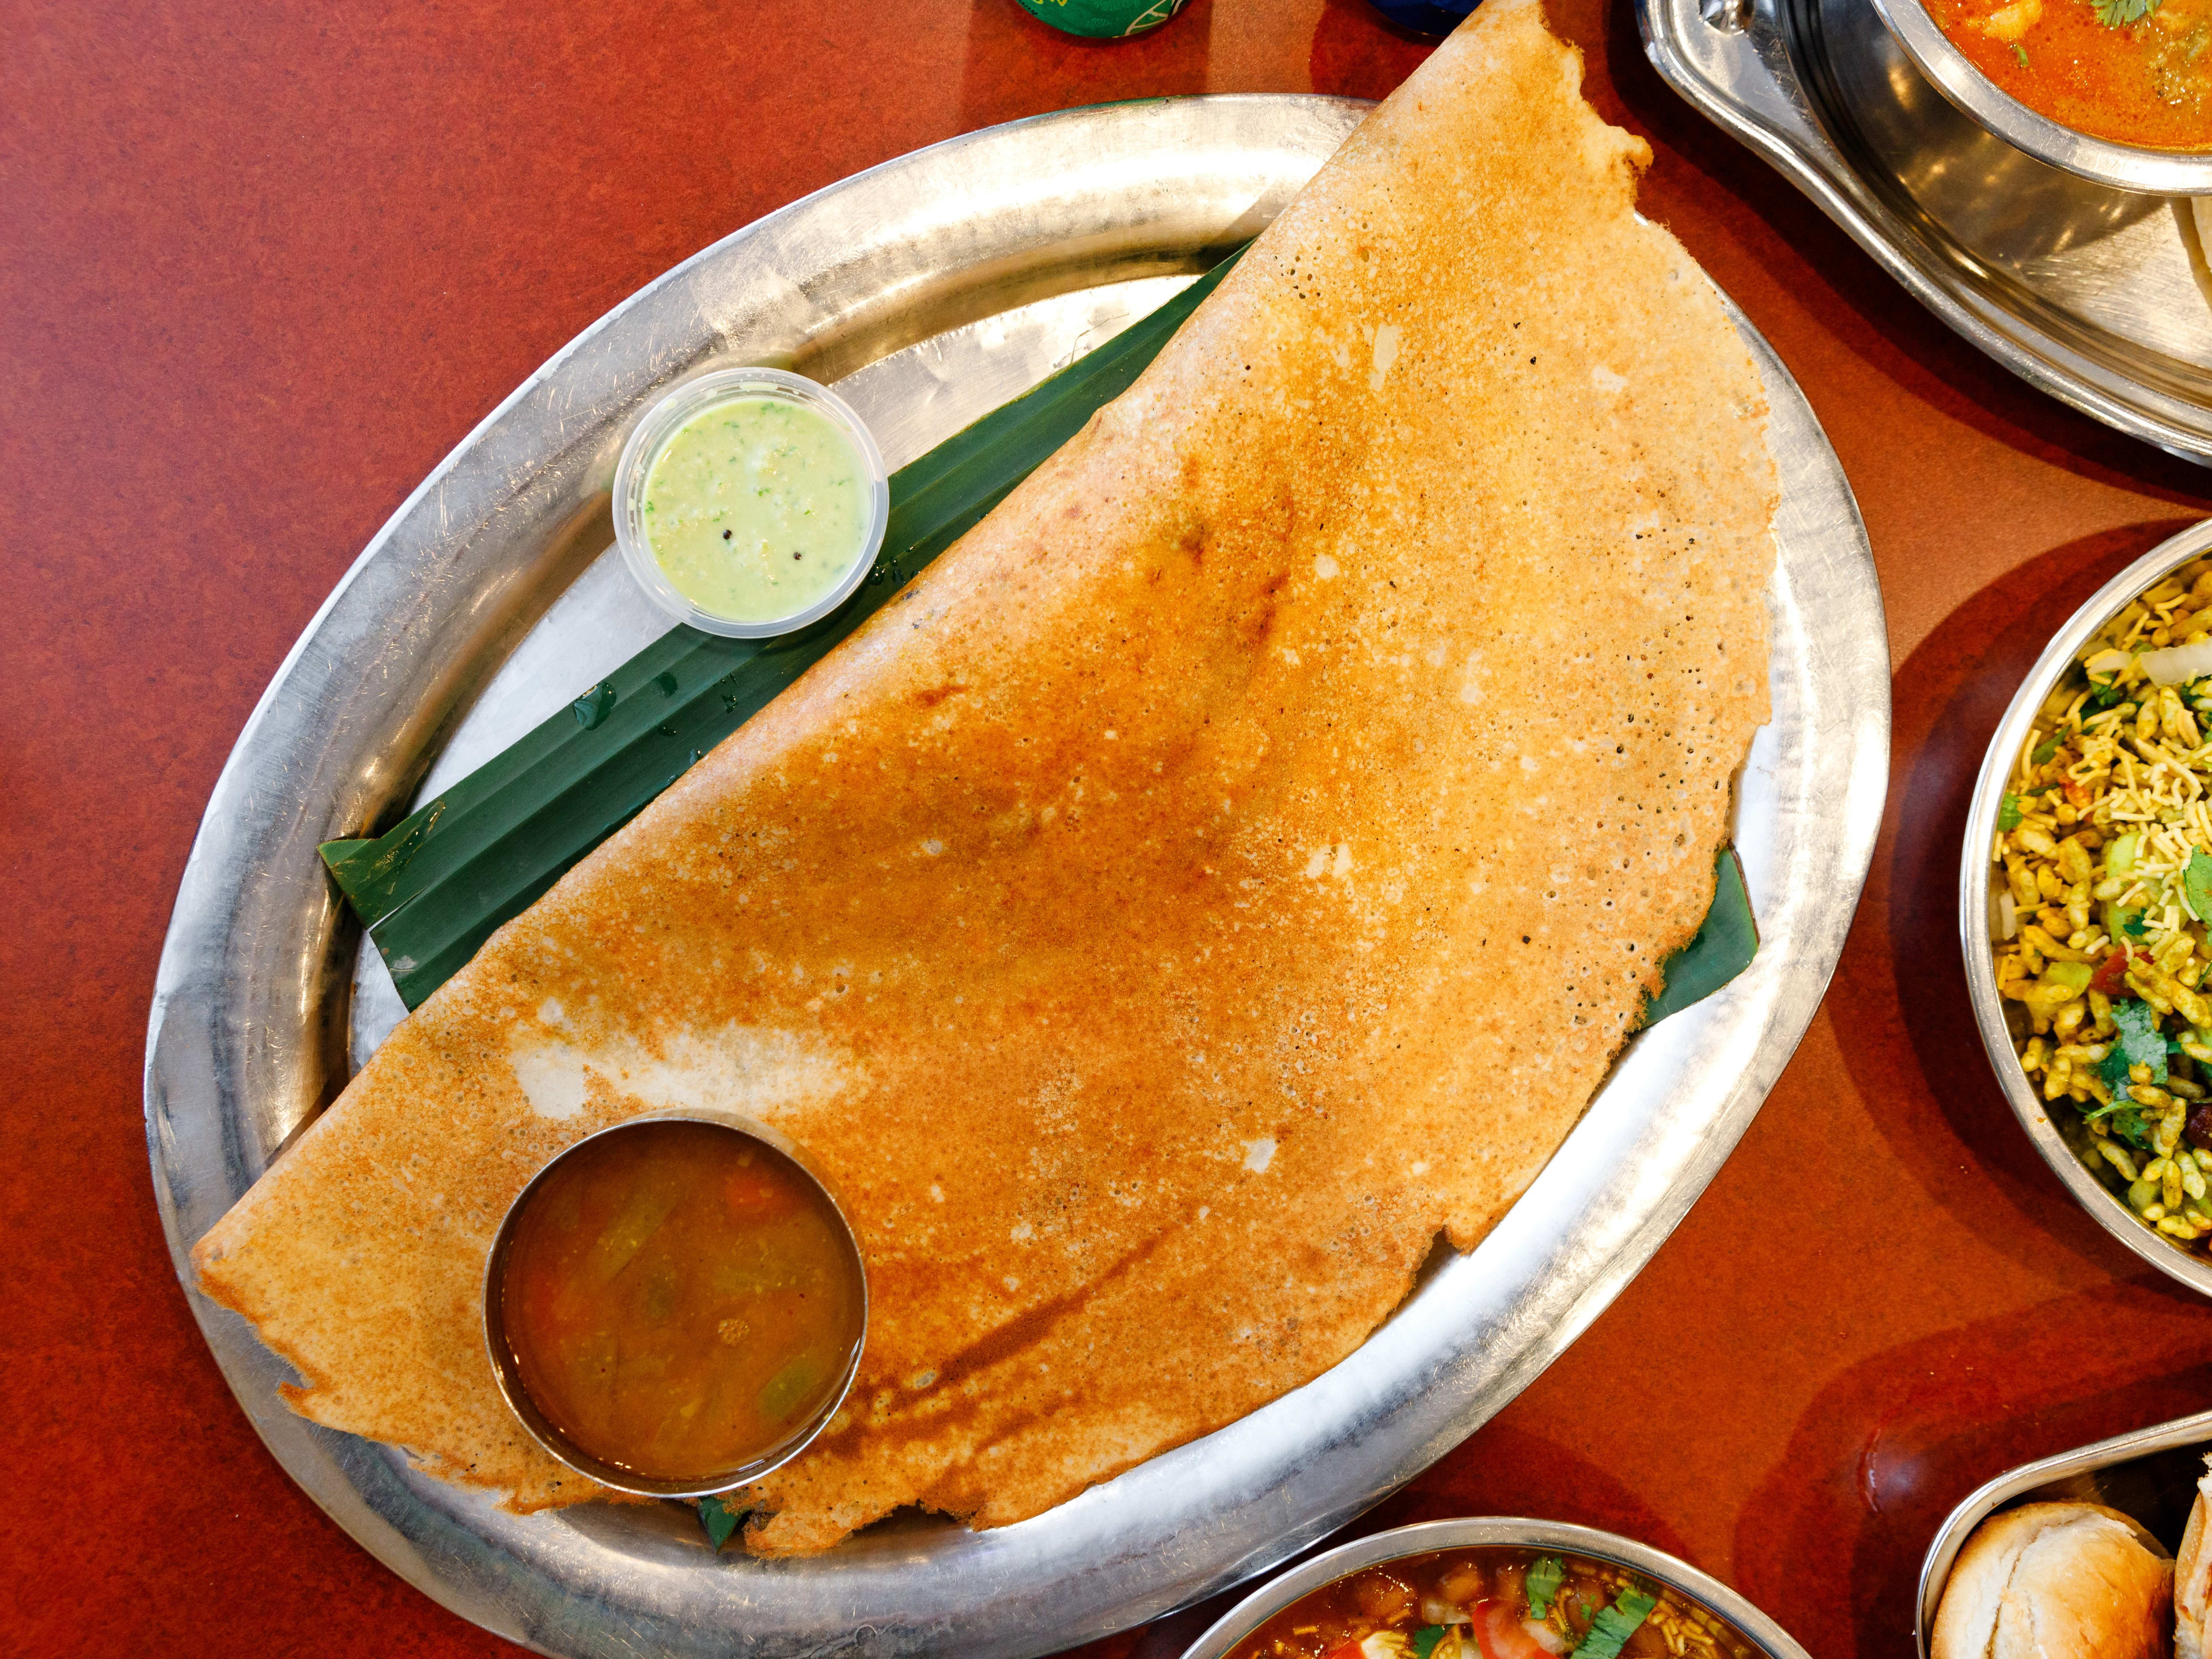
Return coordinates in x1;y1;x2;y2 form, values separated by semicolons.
1866;0;2212;195
1176;1518;1813;1659
482;1109;869;1501
1959;519;2212;1298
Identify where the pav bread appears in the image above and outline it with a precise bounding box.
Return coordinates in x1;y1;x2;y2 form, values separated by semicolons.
1932;1501;2173;1659
2175;1464;2212;1659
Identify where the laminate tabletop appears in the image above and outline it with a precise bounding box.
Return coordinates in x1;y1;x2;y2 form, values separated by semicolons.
8;0;2211;1654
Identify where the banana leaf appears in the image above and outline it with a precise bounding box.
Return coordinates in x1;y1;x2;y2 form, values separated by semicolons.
325;248;1757;1024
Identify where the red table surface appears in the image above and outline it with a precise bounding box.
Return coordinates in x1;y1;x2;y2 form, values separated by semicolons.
9;0;2212;1653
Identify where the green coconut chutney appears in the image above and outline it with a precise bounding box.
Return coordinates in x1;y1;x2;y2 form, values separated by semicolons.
640;396;869;623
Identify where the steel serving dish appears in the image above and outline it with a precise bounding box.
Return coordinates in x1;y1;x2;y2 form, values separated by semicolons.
481;1110;870;1501
1959;519;2212;1297
1916;1408;2212;1658
1640;0;2212;463
1178;1518;1815;1659
145;96;1888;1658
1867;0;2212;195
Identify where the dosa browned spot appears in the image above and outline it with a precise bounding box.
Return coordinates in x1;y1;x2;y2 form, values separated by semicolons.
194;0;1776;1556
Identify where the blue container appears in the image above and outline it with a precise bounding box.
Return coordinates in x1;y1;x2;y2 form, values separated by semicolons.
1361;0;1478;36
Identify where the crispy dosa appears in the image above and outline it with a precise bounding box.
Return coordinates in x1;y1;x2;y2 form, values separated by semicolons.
194;0;1776;1555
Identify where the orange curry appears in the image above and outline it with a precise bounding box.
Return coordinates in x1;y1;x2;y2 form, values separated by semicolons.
498;1120;864;1483
1935;0;2212;150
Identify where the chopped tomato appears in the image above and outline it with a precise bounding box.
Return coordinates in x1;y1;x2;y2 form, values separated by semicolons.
2090;948;2131;997
1471;1601;1556;1659
1323;1643;1364;1659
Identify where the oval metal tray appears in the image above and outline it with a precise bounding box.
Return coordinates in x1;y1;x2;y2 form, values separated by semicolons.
145;95;1889;1659
1641;0;2212;464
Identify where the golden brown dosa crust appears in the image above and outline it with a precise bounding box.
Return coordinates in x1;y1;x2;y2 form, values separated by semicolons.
194;0;1774;1555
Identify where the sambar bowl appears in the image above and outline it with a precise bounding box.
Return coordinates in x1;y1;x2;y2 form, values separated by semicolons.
482;1108;869;1501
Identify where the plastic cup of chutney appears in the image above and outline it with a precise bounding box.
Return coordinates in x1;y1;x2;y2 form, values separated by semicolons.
483;1111;869;1501
612;367;891;640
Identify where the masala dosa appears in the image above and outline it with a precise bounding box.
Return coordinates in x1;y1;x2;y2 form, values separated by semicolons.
194;0;1776;1555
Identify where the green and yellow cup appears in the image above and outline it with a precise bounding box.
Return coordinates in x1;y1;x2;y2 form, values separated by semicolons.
1014;0;1192;37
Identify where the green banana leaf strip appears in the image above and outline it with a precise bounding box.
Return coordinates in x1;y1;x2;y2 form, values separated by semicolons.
325;244;1758;1024
325;247;1249;1007
1638;846;1758;1028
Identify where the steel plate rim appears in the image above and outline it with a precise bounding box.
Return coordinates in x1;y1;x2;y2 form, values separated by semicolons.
1176;1517;1815;1659
145;93;1888;1658
1955;518;2212;1301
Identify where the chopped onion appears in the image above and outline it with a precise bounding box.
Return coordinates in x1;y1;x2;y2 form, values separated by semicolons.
2141;639;2212;685
1998;891;2018;941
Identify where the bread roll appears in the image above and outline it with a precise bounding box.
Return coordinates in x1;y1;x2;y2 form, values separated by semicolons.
2174;1467;2212;1659
1932;1501;2173;1659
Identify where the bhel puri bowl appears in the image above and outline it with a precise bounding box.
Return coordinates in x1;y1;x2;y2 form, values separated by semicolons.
1960;518;2212;1298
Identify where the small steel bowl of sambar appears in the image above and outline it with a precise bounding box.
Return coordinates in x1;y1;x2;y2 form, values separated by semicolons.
483;1108;868;1501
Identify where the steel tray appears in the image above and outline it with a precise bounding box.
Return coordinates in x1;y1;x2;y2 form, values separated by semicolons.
1916;1410;2212;1658
145;95;1889;1658
1641;0;2212;464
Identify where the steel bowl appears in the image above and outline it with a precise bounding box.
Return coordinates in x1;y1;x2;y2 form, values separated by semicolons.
1866;0;2212;195
482;1108;869;1500
1176;1518;1814;1659
1916;1407;2212;1659
1959;518;2212;1298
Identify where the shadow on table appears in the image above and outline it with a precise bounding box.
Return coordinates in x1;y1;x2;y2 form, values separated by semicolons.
1762;518;2212;1659
1830;521;2195;1276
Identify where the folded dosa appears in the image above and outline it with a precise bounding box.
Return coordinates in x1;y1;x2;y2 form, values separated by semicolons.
194;0;1775;1556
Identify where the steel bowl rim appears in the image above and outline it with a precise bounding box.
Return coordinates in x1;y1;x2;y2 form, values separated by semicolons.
1957;518;2212;1301
480;1106;871;1501
1865;0;2212;195
1175;1517;1814;1659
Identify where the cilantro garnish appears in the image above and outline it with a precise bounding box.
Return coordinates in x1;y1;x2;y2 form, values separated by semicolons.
1527;1556;1566;1620
1999;793;2023;832
2186;849;2212;923
2032;734;2065;764
1413;1628;1449;1659
2010;40;2029;64
1577;1586;1660;1659
2093;0;2161;25
2089;677;2129;710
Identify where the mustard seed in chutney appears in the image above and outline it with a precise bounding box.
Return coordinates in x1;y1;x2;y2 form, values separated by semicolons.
639;396;870;625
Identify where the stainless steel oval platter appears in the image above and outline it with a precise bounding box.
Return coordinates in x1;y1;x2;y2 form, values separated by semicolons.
1639;0;2212;463
1180;1518;1817;1659
145;96;1888;1658
1957;519;2212;1298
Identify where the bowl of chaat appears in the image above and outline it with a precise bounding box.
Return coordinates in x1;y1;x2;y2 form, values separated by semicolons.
1963;520;2212;1293
1176;1518;1810;1659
